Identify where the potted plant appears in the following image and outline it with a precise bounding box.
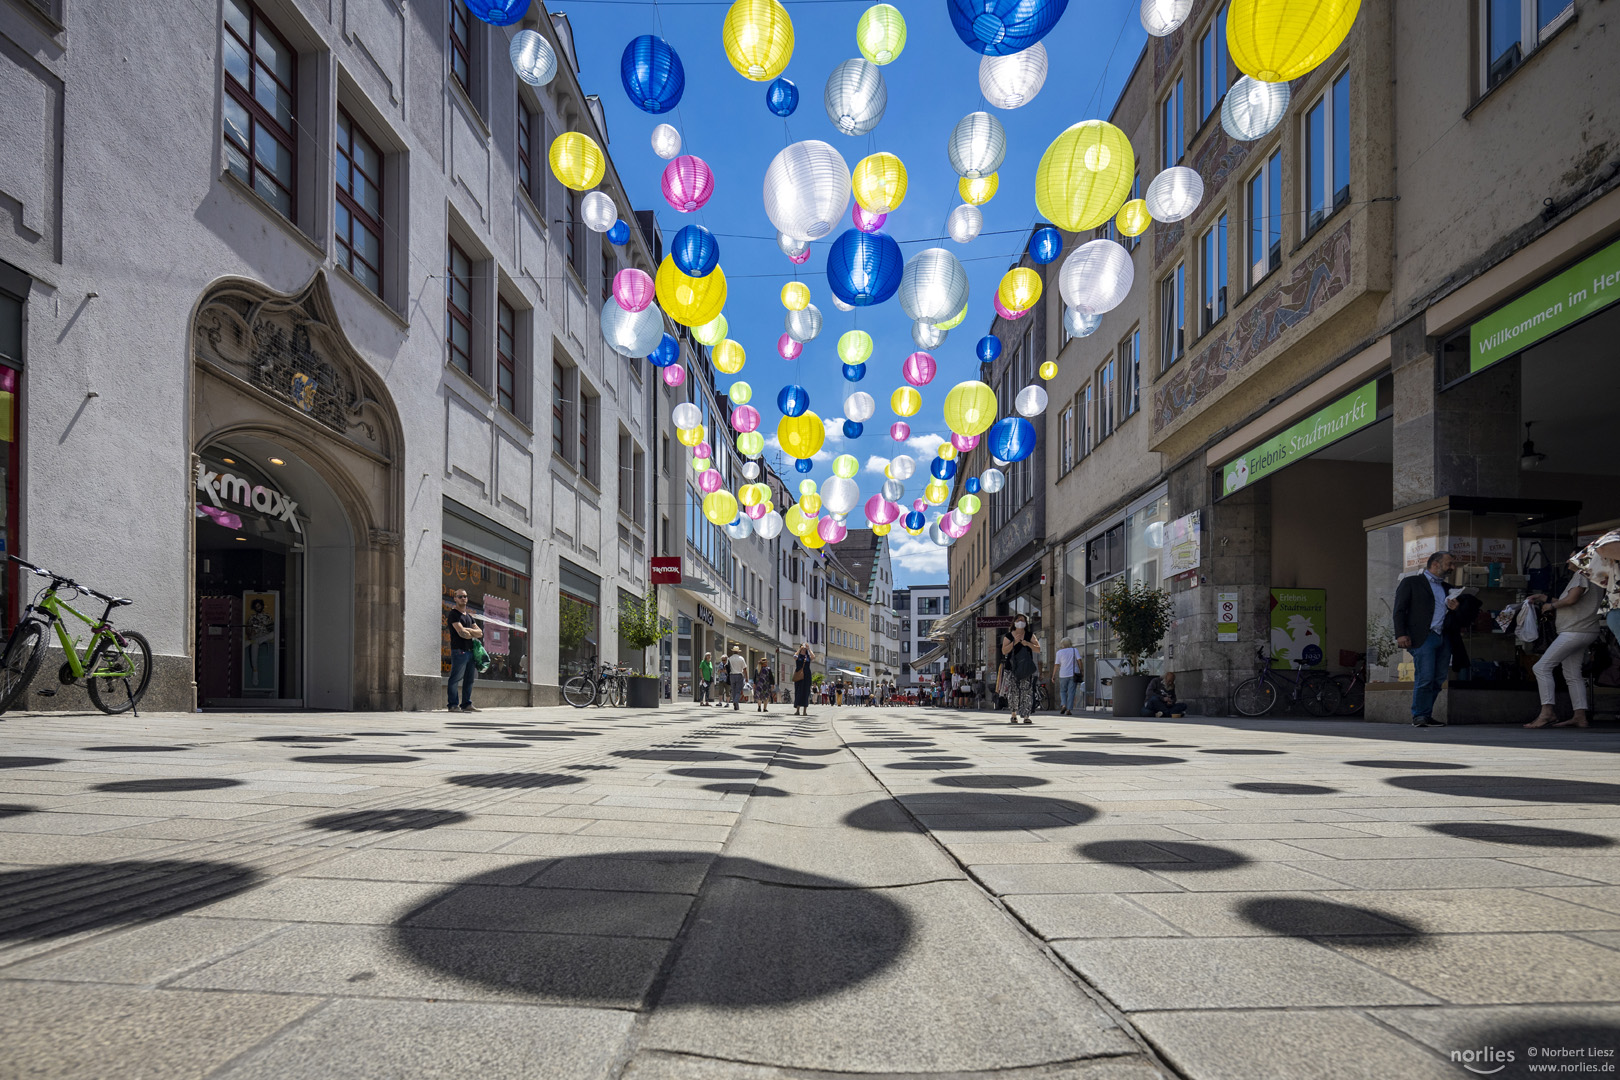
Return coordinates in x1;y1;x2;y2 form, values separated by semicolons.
615;590;666;708
1098;578;1174;718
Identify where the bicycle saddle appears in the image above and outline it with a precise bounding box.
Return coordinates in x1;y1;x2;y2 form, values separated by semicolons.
107;597;133;607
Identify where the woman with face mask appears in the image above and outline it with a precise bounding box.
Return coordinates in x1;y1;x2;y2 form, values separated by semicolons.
999;615;1042;724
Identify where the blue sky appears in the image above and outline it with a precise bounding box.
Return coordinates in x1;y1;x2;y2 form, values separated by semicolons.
556;0;1148;584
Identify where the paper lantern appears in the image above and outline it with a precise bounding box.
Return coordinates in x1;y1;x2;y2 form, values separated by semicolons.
964;476;981;494
802;493;822;514
1145;166;1204;223
703;490;739;525
888;454;916;479
651;123;681;159
856;3;907;63
1059;239;1134;315
756;511;785;539
729;381;754;406
600;300;664;357
843;391;876;422
656;257;727;326
671;225;720;277
1066;307;1103;338
620;35;685;113
510;30;558;86
978;467;1005;493
663;365;686;387
607;220;630;245
786;505;812;535
691;456;712;474
662;155;715;213
742;461;761;480
764;141;852;241
958;493;983;516
902;351;937;386
713;339;746;374
844;420;864;438
693;313;728;346
930;457;958;481
904;510;926;531
998;267;1043;313
897;248;969;323
832;455;860;480
838;330;874;365
778;333;802;359
933;303;969;332
946;204;983;244
1116;199;1152;237
1029;226;1063;264
978;42;1047;108
799;479;818;497
785;303;822;343
722;0;794;81
1228;0;1360;83
824;58;887;137
952;432;980;451
852;204;887;233
852;153;908;214
865;495;900;524
677;426;705;449
582;191;617;233
943;380;998;436
912;321;947;349
732;405;762;433
795;458;814;474
994;294;1028;322
468;0;530;26
766;76;799;117
1039;360;1058;380
777;231;810;260
889;421;910;441
924;479;951;503
882;478;905;502
891;386;921;417
947;112;1006;179
736;430;765;456
1035;120;1135;232
976;335;1002;363
959;173;999;206
818;517;848;543
789;250;812;266
613;267;654;312
843;363;866;381
946;0;1069;55
825;228;904;308
822;476;860;514
727;516;755;540
649;333;680;368
778;383;810;416
1222;75;1292;141
1140;0;1193;36
672;403;701;429
937;443;958;461
781;281;811;311
694;440;714;460
549;132;605;191
698;468;725;494
1015;385;1049;417
987;416;1037;462
777;411;825;458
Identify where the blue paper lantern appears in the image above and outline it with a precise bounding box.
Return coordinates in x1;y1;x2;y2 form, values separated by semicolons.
796;458;815;473
778;384;811;417
620;35;685;114
965;476;981;495
648;333;680;368
976;335;1002;363
930;457;958;481
986;416;1038;463
842;363;867;382
945;0;1068;55
468;0;531;26
766;77;799;117
843;420;864;439
905;510;926;529
826;228;904;308
607;220;630;245
1029;226;1063;265
671;225;719;278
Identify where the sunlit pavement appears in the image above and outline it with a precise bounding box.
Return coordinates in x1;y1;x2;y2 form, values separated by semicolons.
0;704;1616;1079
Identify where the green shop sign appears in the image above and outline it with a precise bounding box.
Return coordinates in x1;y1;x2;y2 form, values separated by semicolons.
1471;237;1620;372
1220;381;1377;497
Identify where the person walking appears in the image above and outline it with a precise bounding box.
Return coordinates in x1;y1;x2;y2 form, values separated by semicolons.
1053;638;1081;715
696;652;713;706
1571;530;1620;643
1525;556;1604;729
1394;552;1459;728
1000;616;1041;724
445;588;483;712
792;644;814;715
726;646;747;710
755;657;775;713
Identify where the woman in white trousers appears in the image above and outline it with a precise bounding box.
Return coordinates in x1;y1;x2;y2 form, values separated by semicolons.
1525;567;1602;729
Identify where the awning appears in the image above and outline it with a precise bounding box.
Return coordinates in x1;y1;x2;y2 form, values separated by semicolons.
932;555;1044;634
831;668;872;680
911;643;949;668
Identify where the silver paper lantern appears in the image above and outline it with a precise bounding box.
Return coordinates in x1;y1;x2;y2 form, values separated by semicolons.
979;467;1006;493
726;516;754;539
672;402;702;429
978;43;1047;109
928;521;955;547
1222;76;1292;142
582;191;618;233
763;140;852;241
777;230;810;258
1015;384;1048;417
785;303;823;343
912;320;947;348
947;111;1006;179
755;511;784;539
821;476;861;515
600;300;664;358
510;30;558;86
843;391;876;422
946;203;983;244
824;58;888;137
830;294;856;312
882;477;905;501
742;461;761;479
1145;166;1204;223
1065;306;1103;338
1058;239;1134;315
1139;0;1193;36
651;123;682;160
888;454;916;479
897;247;969;323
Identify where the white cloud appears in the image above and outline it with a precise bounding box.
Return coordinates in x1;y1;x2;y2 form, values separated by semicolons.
864;455;891;475
905;432;945;457
887;535;948;575
822;416;845;443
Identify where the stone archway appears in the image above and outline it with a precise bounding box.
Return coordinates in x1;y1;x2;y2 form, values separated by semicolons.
190;270;404;710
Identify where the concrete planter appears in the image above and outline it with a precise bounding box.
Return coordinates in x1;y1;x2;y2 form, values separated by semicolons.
625;676;661;709
1111;674;1151;718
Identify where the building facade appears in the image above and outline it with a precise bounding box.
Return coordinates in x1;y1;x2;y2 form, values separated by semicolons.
894;584;950;687
823;555;867;685
831;528;899;689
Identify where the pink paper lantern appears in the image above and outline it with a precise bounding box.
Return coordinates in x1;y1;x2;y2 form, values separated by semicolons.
912;498;927;512
788;249;811;265
941;512;972;538
864;494;900;524
698;469;724;494
661;155;715;213
778;333;803;360
902;351;937;387
612;267;655;312
818;517;847;543
994;295;1029;321
731;405;761;433
695;441;714;459
747;502;768;519
890;421;911;441
662;365;686;387
951;432;980;451
853;204;887;233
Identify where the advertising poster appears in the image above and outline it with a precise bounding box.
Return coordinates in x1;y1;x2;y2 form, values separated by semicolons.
1269;588;1326;670
242;591;279;696
484;595;510;657
1165;511;1202;577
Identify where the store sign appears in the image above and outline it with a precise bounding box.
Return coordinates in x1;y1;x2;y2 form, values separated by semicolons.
976;615;1012;629
1216;592;1240;642
1471;237;1620;373
195;463;303;533
1220;382;1377;497
696;605;714;627
1165;511;1201;577
650;556;682;585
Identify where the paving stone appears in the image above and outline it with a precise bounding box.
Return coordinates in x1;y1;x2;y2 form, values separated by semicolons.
1325;932;1620;1004
1315;887;1620;933
1501;856;1620;884
188;876;452;924
1369;1003;1620;1066
293;849;546;885
1302;857;1594;890
405;883;693;938
1;916;284;984
971;862;1186;895
1124;891;1421;939
720;820;959;887
1005;893;1186;939
1131;1008;1460;1080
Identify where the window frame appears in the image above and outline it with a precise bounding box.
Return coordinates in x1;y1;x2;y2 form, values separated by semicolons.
335;108;384;297
1200;212;1228;334
565;188;583;276
1119;328;1141;419
578;380;598;486
1161;76;1184;170
1246;150;1283;291
496;297;517;413
221;0;298;220
1198;5;1229;123
552;359;568;460
446;240;473;374
516;97;534;199
1159;262;1185;372
1302;68;1351;239
449;0;473;98
1480;0;1574;93
1096;355;1116;442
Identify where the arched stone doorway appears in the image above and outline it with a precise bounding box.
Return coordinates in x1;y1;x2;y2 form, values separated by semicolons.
190;271;404;710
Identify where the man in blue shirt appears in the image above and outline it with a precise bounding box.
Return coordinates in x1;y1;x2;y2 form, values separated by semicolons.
1393;552;1459;727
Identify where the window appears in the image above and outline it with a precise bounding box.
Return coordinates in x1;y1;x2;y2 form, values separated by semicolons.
449;0;473;97
496;299;516;412
334;112;384;295
1081;382;1095;456
1303;70;1350;235
1059;403;1075;474
579;384;597;484
1161;77;1183;169
565;188;583;274
443;543;531;685
601;237;615;304
1159;263;1185;370
1120;328;1141;418
552;361;567;458
446;241;472;373
1122;171;1141;251
1247;150;1283;288
1200;213;1228;333
661;434;671;474
1199;6;1228;121
222;0;296;218
517;98;534;196
1096;357;1116;441
618;432;633;516
1483;0;1572;91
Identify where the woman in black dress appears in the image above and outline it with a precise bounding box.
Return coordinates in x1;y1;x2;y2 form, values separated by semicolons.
755;657;776;712
792;643;814;715
1000;616;1042;724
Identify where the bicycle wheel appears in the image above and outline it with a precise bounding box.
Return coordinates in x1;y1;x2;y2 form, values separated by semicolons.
608;677;626;708
562;674;596;708
1301;672;1337;717
86;630;152;715
1334;676;1365;716
0;621;47;715
1231;676;1278;717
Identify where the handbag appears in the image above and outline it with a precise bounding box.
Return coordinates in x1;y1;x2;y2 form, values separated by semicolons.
1524;542;1553;593
793;665;805;682
471;642;491;673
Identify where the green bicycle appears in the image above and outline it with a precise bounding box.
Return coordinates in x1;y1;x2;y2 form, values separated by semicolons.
0;556;152;716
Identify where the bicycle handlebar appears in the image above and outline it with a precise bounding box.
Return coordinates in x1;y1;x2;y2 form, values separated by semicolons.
7;554;119;605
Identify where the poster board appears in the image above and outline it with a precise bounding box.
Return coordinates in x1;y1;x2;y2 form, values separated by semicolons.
1269;588;1325;670
242;591;279;696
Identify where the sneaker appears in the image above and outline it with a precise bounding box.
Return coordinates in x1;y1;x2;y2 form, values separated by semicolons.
1008;717;1019;725
1022;718;1033;724
1411;715;1436;727
462;704;479;712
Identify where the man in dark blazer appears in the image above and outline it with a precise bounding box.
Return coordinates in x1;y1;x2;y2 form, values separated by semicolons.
1393;551;1458;727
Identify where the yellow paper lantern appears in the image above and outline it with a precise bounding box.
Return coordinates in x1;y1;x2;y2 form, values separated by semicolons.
1116;198;1152;238
852;152;908;215
693;314;729;346
781;281;811;311
872;522;891;536
838;330;874;365
777;411;825;459
890;386;921;417
736;431;765;456
1035;120;1135;232
549;131;606;192
924;480;949;504
904;521;924;536
959;173;999;206
713;339;747;374
741;484;765;506
998;267;1043;313
677;426;706;447
1039;360;1059;380
722;0;794;81
958;493;982;515
833;454;860;478
1228;0;1360;83
801;493;822;514
855;3;907;64
703;490;738;525
691;456;711;472
943;380;998;436
802;529;826;549
785;505;813;536
656;257;728;327
938;444;958;461
933;303;969;332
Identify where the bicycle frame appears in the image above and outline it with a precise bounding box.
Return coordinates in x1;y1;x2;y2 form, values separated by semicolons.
31;590;120;679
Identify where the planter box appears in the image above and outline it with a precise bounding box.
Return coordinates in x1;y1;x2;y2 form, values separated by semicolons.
625;676;660;709
1111;674;1152;718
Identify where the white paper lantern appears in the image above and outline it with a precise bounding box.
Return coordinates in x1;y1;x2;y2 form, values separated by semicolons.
763;140;852;241
831;295;856;312
651;123;682;160
601;301;664;358
843;391;876;422
1015;385;1048;417
928;522;955;547
947;111;1006;179
897;247;969;323
882;477;905;501
742;461;761;479
672;402;702;429
1058;239;1135;315
510;30;558;86
979;467;1005;493
949;508;973;530
756;511;785;540
821;476;861;515
726;516;754;540
888;454;916;479
1065;306;1103;338
1145;166;1205;223
824;58;888;137
1222;76;1292;142
777;230;810;258
946;204;983;244
1139;0;1193;36
912;320;947;348
978;43;1047;109
582;191;618;233
785;303;823;343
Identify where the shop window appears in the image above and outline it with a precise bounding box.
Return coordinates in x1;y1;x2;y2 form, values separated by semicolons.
1160;262;1185;370
442;544;530;685
1200;213;1228;333
1096;357;1116;442
446;240;472;373
1481;0;1572;93
1119;328;1141;418
558;559;600;679
1247;150;1282;289
222;0;297;220
1199;6;1228;122
1161;77;1183;170
1303;70;1350;237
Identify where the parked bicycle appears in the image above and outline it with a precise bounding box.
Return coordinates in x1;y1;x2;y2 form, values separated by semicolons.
1324;652;1367;716
561;655;632;709
0;556;152;716
1231;646;1337;718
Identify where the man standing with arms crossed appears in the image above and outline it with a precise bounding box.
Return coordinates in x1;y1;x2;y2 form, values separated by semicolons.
446;588;483;712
